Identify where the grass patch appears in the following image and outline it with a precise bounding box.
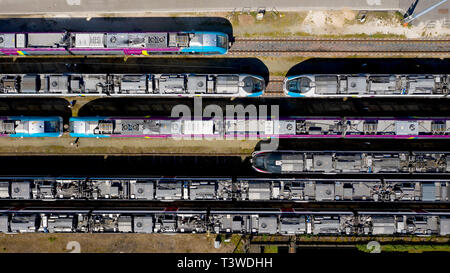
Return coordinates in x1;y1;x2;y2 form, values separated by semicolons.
368;11;402;24
238;30;406;39
269;71;288;77
253;12;306;28
48;237;57;242
296;32;407;39
230;235;245;253
263;245;278;253
240;31;292;37
231;10;408;39
232;12;307;37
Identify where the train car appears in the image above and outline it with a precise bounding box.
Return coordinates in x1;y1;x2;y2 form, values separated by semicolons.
69;116;269;138
0;73;264;97
284;74;450;97
0;31;229;56
236;178;449;202
0;116;63;137
251;150;450;174
1;210;449;236
69;116;450;139
1;176;448;202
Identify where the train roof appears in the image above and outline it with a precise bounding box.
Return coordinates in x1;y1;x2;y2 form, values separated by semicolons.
441;217;450;235
0;176;448;202
0;73;263;96
0;116;62;137
285;74;449;96
0;31;228;50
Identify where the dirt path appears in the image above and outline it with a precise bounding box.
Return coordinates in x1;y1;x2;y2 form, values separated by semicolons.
0;135;257;155
0;233;236;253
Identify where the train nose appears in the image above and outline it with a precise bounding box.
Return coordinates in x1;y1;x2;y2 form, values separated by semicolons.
252;78;265;93
253;156;265;169
256;78;265;91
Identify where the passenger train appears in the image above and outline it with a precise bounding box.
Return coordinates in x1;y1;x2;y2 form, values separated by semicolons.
3;72;450;98
0;31;229;56
284;74;450;97
69;116;450;139
0;116;62;137
0;176;448;202
0;73;265;97
251;150;450;174
1;209;449;236
6;115;450;139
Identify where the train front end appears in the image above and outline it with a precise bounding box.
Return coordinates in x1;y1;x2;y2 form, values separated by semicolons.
283;75;316;97
251;151;283;174
239;74;265;97
182;31;229;55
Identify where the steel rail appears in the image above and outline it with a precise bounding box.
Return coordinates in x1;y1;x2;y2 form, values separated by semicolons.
229;37;450;56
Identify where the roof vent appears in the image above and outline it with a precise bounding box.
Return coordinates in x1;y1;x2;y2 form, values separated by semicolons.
14;187;20;193
110;36;116;43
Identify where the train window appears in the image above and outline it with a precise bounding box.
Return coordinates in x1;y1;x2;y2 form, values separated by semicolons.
288;77;312;93
216;35;228;49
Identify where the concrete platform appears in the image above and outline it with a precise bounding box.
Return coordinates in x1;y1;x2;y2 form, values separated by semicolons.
0;1;447;27
0;0;406;14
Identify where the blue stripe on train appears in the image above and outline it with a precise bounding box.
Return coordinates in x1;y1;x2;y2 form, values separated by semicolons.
287;92;305;97
10;132;62;137
181;46;227;55
247;91;264;97
8;116;62;137
69;133;110;138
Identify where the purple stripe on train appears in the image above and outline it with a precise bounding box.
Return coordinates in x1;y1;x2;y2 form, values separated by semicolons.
0;48;180;53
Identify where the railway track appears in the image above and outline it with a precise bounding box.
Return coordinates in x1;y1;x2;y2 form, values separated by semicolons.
229;37;450;57
264;76;285;97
